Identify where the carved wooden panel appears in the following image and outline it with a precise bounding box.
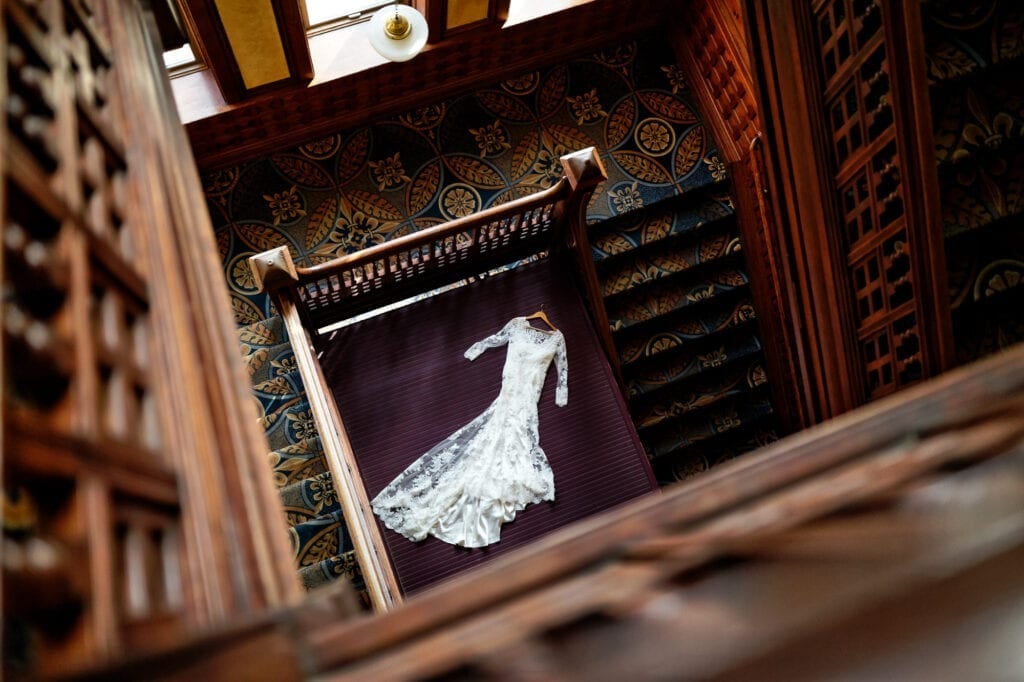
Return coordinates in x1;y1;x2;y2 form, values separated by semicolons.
2;1;184;673
810;0;943;400
3;0;301;676
670;1;804;432
674;0;758;163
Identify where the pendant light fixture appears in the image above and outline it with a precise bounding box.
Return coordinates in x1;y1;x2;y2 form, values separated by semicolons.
369;2;428;62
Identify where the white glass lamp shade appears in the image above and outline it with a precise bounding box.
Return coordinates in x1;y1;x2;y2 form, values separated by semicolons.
369;4;429;62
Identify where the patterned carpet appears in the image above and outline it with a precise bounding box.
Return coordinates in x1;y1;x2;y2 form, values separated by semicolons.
206;37;722;323
207;33;776;597
923;0;1024;362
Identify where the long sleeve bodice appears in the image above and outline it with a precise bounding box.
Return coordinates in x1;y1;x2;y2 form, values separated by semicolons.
464;317;568;408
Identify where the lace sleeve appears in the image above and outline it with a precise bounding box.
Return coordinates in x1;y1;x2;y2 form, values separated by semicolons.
554;333;568;406
464;320;513;361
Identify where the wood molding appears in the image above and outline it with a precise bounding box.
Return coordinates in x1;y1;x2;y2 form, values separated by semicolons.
426;0;511;43
186;0;666;170
741;0;866;423
671;0;758;164
670;0;804;432
273;0;314;82
179;0;313;104
179;0;247;103
882;0;953;376
118;3;303;616
727;146;804;433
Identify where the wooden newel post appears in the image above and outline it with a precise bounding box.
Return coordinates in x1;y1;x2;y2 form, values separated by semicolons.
558;148;622;386
249;248;404;613
249;245;299;293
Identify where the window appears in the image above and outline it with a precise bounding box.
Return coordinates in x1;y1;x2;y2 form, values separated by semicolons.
163;42;197;70
152;0;202;75
303;0;396;32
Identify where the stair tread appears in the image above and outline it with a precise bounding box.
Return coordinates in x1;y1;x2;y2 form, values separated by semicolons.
599;227;741;298
297;551;367;598
625;333;764;400
590;194;735;263
237;315;286;348
243;340;296;383
251;370;307;419
616;292;755;370
267;436;328;489
289;510;355;572
642;396;774;459
632;356;769;431
607;268;750;332
651;423;780;485
260;398;322;454
280;471;342;520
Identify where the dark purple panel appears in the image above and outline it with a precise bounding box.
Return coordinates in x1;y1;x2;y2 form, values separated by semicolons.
316;257;657;595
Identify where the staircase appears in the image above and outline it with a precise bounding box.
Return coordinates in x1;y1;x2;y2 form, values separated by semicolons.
236;315;368;605
223;34;780;595
589;182;779;484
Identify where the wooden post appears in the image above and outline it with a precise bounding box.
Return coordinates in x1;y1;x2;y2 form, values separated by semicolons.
251;247;403;612
559;147;621;386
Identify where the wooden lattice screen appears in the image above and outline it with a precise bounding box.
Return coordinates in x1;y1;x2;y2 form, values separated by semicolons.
2;1;300;677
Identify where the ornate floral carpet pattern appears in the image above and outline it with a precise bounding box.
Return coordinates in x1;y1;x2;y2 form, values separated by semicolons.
208;34;776;595
924;0;1024;362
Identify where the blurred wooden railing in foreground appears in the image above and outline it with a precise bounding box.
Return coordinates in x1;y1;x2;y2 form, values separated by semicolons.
78;341;1024;680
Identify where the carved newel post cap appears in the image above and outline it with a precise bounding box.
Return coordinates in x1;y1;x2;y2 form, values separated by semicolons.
249;246;298;293
560;147;607;190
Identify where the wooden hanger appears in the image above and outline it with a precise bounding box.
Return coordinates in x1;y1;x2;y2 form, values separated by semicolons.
525;308;558;331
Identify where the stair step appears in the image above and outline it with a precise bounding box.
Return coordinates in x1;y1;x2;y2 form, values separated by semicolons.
267;436;328;489
298;550;367;599
280;471;343;521
598;227;741;298
237;315;286;348
650;421;780;485
625;333;764;400
632;356;769;431
642;395;774;459
243;341;296;385
251;368;308;419
590;193;734;263
288;509;354;564
606;269;750;332
260;399;321;453
618;296;756;370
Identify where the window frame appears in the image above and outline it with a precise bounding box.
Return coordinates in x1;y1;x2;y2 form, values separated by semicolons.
301;0;402;37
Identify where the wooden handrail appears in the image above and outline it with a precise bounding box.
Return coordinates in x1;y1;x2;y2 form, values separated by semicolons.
297;177;569;282
78;343;1024;680
252;148;608;334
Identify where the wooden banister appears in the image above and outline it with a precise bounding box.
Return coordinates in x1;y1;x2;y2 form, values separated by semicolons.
78;342;1024;681
253;148;607;334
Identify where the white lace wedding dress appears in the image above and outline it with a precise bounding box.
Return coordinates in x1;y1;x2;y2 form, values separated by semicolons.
371;316;568;548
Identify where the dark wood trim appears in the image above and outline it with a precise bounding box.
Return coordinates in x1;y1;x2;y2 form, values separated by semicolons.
742;0;865;424
272;0;314;83
425;0;511;44
179;0;312;104
178;0;247;103
882;0;953;375
728;147;802;434
120;3;302;614
667;0;802;432
187;0;666;170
